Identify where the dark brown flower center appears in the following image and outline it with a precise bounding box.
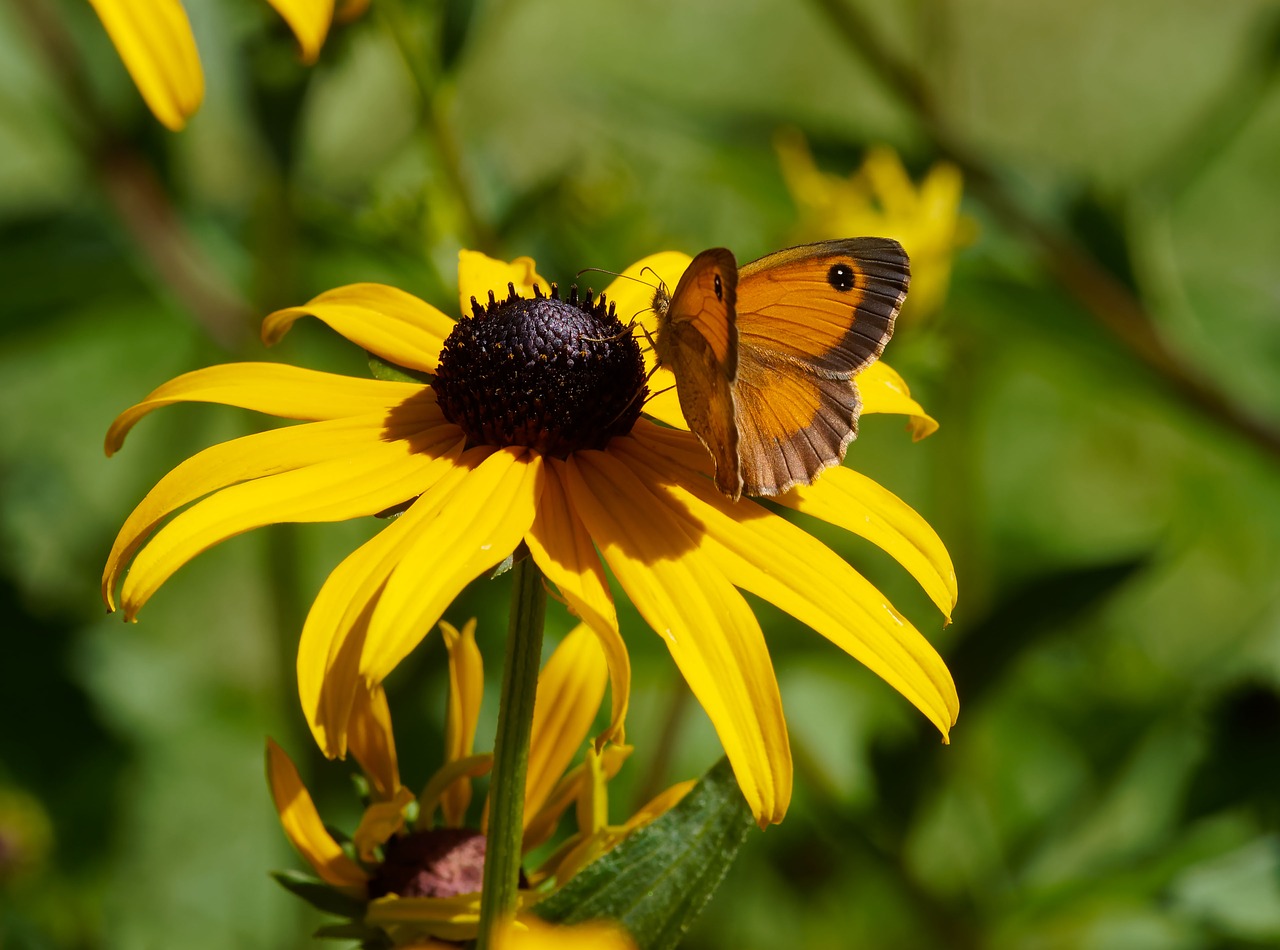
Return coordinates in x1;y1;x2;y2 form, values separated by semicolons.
432;283;647;456
367;828;487;899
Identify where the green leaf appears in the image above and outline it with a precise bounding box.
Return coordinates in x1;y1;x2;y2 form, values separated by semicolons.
368;353;433;385
270;870;368;918
534;757;755;949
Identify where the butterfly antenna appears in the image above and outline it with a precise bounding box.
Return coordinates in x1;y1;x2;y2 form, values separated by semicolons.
577;267;660;292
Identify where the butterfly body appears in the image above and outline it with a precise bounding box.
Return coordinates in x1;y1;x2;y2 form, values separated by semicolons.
654;238;910;499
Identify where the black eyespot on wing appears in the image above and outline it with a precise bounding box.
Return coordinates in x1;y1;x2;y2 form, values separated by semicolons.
828;262;856;292
713;274;723;300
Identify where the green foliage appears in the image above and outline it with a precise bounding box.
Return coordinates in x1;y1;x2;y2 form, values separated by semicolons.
536;758;755;949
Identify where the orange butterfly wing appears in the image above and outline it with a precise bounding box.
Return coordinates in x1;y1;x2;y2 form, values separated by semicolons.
734;238;910;496
652;247;743;498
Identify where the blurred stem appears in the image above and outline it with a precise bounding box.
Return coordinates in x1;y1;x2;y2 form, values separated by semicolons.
377;0;497;254
476;558;546;948
631;679;691;812
808;0;1280;463
11;0;250;350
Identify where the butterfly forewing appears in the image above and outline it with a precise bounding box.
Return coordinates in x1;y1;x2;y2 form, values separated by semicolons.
652;248;743;498
736;238;908;379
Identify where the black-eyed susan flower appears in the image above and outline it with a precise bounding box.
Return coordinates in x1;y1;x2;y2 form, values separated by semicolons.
777;129;974;320
104;247;959;827
267;619;684;945
86;0;367;130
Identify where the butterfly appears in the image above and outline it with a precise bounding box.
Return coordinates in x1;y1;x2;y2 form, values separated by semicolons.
651;238;910;500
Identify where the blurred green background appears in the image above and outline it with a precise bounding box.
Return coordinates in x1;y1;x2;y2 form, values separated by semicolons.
2;0;1280;947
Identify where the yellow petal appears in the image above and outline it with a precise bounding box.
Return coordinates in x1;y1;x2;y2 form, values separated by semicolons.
617;437;959;740
573;744;608;835
525;461;629;745
117;427;463;620
352;787;415;862
263;284;455;375
622;779;697;833
602;251;692;372
417;753;493;830
298;446;471;757
779;467;957;620
565;450;791;826
859;362;939;440
265;739;368;892
457;251;549;319
522;745;630;852
87;0;203;131
639;367;686;431
102;409;448;610
348;682;400;801
439;618;484;825
106;363;426;455
360;448;543;685
264;0;334;63
525;625;608;823
494;916;636;950
365;891;538;944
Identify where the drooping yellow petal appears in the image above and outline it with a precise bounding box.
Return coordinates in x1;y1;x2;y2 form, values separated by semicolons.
106;363;426;454
263;284;455;375
88;0;204;131
365;892;538;944
439;619;484;826
778;466;957;621
348;682;400;801
352;786;415;862
522;745;630;853
417;753;493;830
565;450;791;827
117;426;462;620
360;448;544;686
298;445;473;757
103;408;451;609
616;437;959;740
525;461;629;745
264;0;334;63
265;739;368;893
524;625;608;823
859;362;938;440
457;252;550;319
622;779;697;833
574;744;609;836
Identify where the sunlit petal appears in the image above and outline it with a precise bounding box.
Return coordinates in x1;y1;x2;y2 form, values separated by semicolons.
117;427;462;620
361;449;543;684
525;461;629;745
263;283;455;375
365;892;538;944
87;0;203;131
494;915;636;950
439;618;484;825
265;739;368;893
615;438;958;740
264;0;334;63
457;251;549;318
298;446;472;757
103;409;453;609
859;361;938;439
779;466;957;621
106;363;425;454
565;450;791;826
525;625;607;822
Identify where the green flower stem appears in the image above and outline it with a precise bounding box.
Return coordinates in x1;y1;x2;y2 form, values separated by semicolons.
476;557;546;948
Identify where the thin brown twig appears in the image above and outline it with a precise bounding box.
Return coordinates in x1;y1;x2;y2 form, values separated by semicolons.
808;0;1280;462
